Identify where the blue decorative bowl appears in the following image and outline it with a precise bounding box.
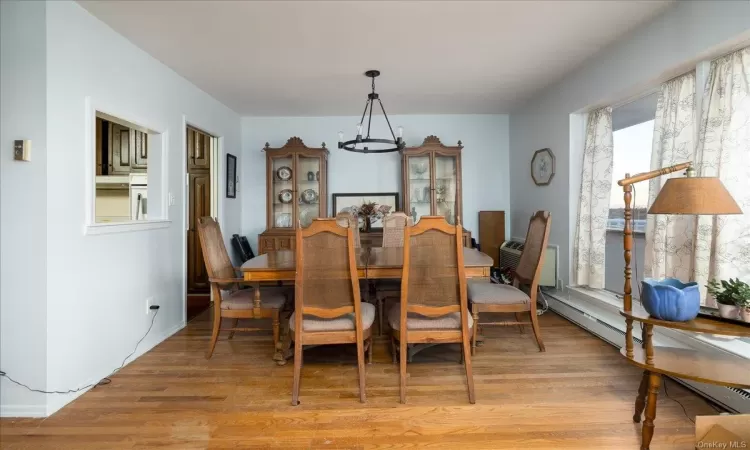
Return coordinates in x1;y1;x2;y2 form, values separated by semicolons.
641;278;700;322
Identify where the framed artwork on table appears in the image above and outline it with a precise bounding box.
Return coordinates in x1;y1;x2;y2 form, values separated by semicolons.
331;192;400;230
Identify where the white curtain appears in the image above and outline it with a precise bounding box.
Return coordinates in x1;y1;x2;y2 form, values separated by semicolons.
693;47;750;306
644;72;696;282
574;107;613;288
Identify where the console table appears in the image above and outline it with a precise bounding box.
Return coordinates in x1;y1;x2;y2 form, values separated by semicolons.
621;309;750;450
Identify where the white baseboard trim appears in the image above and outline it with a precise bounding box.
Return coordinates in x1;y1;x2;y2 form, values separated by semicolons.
545;290;750;414
1;321;185;418
0;404;48;418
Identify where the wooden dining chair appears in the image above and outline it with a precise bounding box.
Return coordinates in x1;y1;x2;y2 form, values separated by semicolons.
375;212;413;335
388;216;475;404
467;211;551;355
291;218;374;406
335;211;361;248
382;212;413;247
196;217;289;359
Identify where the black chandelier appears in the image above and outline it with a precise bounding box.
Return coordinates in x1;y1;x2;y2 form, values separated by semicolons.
338;70;405;154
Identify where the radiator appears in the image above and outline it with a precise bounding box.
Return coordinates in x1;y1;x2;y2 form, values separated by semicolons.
498;240;558;287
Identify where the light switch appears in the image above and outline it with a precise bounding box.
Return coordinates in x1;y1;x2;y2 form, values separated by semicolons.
13;140;31;161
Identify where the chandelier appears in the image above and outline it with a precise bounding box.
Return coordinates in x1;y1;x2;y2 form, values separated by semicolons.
338;70;405;153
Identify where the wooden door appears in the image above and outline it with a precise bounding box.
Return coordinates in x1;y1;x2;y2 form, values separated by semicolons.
132;130;148;172
108;122;132;175
188;172;211;292
188;127;211;171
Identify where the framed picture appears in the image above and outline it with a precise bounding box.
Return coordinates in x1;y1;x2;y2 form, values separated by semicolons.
531;148;555;186
332;192;400;230
226;153;237;198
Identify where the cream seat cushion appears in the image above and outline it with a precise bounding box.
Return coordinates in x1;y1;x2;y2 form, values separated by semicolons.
388;303;473;331
467;280;530;305
221;287;287;310
290;302;376;332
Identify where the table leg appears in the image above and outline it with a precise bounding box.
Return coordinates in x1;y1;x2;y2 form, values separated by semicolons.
274;309;292;365
633;370;649;423
641;372;661;450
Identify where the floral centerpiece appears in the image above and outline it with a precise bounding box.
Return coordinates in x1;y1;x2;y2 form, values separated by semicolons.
352;201;392;232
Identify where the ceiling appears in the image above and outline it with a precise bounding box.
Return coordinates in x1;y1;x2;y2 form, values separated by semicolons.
78;0;674;116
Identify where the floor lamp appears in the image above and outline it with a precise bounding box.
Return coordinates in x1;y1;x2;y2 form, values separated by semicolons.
616;161;743;450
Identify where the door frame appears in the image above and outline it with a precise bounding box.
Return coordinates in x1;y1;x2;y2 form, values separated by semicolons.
181;115;221;326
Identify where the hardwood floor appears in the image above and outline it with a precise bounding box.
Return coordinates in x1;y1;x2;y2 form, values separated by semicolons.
0;310;718;449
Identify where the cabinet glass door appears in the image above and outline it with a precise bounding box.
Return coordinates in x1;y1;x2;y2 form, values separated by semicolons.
435;155;458;225
271;155;294;228
407;155;432;224
296;154;321;227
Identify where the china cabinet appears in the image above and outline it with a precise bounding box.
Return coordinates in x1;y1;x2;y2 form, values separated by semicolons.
401;136;471;247
258;137;328;254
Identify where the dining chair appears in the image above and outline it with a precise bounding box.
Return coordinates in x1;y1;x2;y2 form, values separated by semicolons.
196;217;289;359
388;216;475;404
291;218;374;405
335;211;361;248
467;211;551;355
375;212;413;334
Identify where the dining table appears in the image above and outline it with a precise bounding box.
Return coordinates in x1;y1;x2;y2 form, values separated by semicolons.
239;247;494;362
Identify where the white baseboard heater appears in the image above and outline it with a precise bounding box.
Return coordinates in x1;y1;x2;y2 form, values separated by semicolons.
499;240;558;287
546;294;750;414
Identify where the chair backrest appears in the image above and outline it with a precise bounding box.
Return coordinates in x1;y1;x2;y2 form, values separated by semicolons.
295;218;362;321
335;211;361;248
515;211;552;287
401;216;467;317
382;212;413;248
196;216;235;281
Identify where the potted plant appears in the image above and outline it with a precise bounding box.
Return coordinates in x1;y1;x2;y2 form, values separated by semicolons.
706;278;750;320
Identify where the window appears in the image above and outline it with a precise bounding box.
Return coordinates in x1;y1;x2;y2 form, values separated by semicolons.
604;96;657;295
84;97;169;235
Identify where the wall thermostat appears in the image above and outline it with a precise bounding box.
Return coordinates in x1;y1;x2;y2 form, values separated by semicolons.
14;140;31;161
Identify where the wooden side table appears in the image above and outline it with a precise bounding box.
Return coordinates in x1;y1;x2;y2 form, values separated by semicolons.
620;309;750;450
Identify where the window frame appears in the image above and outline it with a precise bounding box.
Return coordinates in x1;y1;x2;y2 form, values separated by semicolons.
83;96;171;236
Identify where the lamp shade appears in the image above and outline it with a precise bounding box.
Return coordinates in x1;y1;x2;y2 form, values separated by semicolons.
648;177;742;215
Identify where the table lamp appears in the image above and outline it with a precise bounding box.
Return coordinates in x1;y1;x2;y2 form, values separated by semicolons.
616;161;742;356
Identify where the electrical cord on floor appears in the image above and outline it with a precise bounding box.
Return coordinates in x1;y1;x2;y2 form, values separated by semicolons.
537;287;550;316
663;380;695;424
0;307;159;394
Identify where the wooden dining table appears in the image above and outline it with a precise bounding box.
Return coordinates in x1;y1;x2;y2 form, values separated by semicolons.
240;247;493;361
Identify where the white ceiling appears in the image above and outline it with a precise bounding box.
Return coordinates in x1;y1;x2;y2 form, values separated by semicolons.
78;0;674;116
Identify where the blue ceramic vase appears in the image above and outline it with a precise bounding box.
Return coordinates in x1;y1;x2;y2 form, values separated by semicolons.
641;278;700;322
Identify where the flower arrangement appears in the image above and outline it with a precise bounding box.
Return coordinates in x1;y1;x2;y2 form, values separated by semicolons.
348;202;392;231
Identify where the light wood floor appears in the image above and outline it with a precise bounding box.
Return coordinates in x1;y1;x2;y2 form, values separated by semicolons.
1;310;717;449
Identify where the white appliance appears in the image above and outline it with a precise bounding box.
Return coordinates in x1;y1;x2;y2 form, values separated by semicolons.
498;240;558;288
129;174;147;220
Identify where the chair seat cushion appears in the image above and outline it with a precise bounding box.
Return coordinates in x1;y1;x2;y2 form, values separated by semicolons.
467;280;530;305
221;288;287;310
388;303;473;331
290;302;376;332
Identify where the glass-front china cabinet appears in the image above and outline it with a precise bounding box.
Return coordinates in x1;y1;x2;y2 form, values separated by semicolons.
402;135;471;247
258;137;328;254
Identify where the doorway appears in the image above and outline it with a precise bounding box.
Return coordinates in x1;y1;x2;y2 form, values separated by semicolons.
186;125;217;320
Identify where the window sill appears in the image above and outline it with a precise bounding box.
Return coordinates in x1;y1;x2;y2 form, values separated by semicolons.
566;286;750;359
84;219;171;236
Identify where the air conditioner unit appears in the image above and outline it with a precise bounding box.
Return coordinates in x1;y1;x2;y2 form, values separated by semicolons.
498;240;558;288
